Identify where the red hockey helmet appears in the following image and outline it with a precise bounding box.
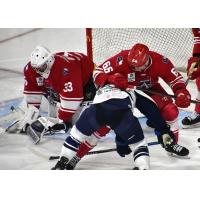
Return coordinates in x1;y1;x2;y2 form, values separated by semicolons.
127;43;150;71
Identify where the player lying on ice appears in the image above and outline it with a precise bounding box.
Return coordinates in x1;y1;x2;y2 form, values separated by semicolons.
51;84;189;170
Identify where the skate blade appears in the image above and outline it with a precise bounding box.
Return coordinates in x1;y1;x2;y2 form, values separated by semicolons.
167;152;190;159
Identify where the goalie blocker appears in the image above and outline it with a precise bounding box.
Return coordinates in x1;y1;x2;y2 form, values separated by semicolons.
27;117;72;144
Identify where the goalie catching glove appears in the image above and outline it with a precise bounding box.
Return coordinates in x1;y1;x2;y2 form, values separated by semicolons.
27;117;72;144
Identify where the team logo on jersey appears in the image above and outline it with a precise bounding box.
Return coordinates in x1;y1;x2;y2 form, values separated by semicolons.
117;56;123;65
63;68;69;76
138;80;152;89
128;73;135;82
36;77;44;86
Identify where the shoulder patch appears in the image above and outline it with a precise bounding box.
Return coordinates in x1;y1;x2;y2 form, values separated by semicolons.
162;56;169;64
36;77;44;86
63;68;69;76
117;56;123;65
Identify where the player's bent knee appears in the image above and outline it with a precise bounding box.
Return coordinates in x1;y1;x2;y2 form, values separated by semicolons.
161;103;179;121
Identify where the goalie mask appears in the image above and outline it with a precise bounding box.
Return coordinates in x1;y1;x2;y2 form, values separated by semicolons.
127;43;150;72
30;46;55;78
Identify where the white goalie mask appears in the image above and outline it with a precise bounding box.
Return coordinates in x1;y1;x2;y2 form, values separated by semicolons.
30;46;55;78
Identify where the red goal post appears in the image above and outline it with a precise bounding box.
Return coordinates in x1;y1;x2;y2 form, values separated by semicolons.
86;28;194;72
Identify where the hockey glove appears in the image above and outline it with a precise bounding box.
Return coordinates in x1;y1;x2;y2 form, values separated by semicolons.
175;89;191;108
155;130;175;148
107;73;129;90
115;135;132;157
187;57;200;80
27;117;72;144
48;121;72;134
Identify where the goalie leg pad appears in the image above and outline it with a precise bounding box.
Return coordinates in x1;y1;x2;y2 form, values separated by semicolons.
5;120;21;133
6;105;39;134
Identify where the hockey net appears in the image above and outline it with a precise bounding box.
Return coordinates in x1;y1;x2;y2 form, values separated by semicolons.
86;28;193;72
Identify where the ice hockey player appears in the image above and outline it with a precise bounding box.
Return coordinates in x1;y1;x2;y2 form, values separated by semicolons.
5;45;104;143
182;28;200;128
51;84;189;170
93;43;191;143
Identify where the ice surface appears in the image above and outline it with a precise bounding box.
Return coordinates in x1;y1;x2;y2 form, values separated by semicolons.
0;28;200;170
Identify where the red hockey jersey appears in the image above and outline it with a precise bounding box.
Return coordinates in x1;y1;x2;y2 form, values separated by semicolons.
24;52;94;122
93;50;186;94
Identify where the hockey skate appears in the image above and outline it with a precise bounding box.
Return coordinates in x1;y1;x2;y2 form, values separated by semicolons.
51;156;81;170
133;167;139;170
51;156;69;170
133;167;148;170
181;112;200;129
165;143;189;159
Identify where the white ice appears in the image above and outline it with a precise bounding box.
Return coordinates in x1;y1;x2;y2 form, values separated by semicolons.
0;29;200;170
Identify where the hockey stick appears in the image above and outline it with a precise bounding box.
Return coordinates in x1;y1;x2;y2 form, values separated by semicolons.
49;141;159;160
138;88;200;104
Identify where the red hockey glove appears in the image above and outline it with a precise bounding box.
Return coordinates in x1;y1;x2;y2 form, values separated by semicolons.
107;73;129;89
187;57;200;80
175;89;191;108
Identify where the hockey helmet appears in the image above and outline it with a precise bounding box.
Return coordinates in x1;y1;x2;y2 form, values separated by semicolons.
30;45;55;78
127;43;150;71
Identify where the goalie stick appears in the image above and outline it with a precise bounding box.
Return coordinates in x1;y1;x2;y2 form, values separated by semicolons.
48;141;159;160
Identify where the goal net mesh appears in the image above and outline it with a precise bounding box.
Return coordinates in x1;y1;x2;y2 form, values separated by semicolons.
91;28;193;71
